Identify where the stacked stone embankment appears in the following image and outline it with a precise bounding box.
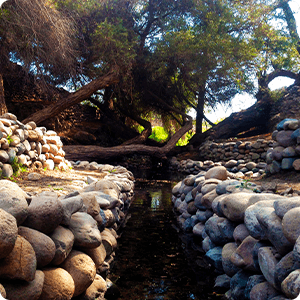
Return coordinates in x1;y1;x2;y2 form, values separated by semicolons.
199;138;273;163
170;157;267;179
0;158;134;299
172;166;300;299
267;119;300;174
0;113;71;177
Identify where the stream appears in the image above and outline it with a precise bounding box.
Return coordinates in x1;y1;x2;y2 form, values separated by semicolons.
109;178;222;300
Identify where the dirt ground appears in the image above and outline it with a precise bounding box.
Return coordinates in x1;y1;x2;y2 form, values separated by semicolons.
13;167;106;197
11;163;300;197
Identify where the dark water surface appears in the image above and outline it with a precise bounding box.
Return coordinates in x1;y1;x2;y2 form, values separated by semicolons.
110;180;221;300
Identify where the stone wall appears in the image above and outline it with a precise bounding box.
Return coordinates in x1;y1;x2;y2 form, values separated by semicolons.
0;162;134;297
266;118;300;174
0;112;70;177
172;166;300;299
199;138;273;163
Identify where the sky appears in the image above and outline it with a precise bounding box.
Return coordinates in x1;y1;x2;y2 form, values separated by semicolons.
204;0;300;123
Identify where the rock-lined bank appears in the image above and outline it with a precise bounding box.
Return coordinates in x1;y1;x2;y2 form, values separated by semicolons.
267;119;300;173
172;166;300;299
0;161;134;300
0;112;71;177
170;157;267;179
199;138;273;163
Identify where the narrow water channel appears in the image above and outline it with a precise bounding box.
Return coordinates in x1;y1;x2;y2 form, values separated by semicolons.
110;180;221;300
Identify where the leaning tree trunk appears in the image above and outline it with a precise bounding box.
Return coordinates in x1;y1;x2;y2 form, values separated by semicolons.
22;69;119;125
0;73;8;115
64;115;193;160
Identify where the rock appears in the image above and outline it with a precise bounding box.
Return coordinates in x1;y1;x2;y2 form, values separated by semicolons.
293;159;300;171
205;247;224;272
257;209;293;255
274;197;300;218
0;180;29;224
2;164;13;177
0;235;36;281
283;146;296;157
244;275;265;300
83;179;120;199
201;189;218;208
220;193;254;222
258;246;280;288
249;282;280;300
28;172;42;181
276;130;296;147
60;195;84;226
39;267;75;300
275;251;300;291
192;222;205;237
201;183;218;195
214;274;231;291
244;201;277;240
281;269;300;299
50;226;75;265
2;270;44;300
225;160;238;168
205;166;227;180
69;212;102;248
18;226;56;268
23;191;64;234
101;228;118;256
205;215;235;245
202;236;216;253
282;158;297;170
282;207;300;243
216;179;240;195
82;243;107;269
75;274;107;300
61;250;96;297
0;284;6;298
230;236;259;272
233;224;250;245
0;208;18;259
230;270;251;300
222;243;240;277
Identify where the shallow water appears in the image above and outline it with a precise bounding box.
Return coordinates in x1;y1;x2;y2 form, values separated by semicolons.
110;181;221;300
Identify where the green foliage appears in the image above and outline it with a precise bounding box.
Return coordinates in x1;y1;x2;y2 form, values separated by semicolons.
176;130;194;146
11;157;26;176
149;126;169;143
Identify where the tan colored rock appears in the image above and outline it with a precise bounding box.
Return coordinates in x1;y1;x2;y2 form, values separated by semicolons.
40;267;75;300
0;284;6;298
77;274;107;300
18;226;56;268
80;192;100;218
0;235;36;281
282;207;300;244
82;243;107;269
50;226;75;265
83;179;120;199
101;228;117;256
0;208;18;259
205;166;228;180
3;270;44;300
61;250;96;297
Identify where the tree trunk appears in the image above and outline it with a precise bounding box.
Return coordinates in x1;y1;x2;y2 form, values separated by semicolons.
195;86;205;135
64;115;193;160
22;69;119;125
0;73;8;115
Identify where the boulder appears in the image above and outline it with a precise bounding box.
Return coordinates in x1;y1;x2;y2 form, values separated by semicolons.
2;270;44;300
0;235;36;281
282;207;300;243
0;208;18;259
39;267;75;300
22;191;64;234
18;226;56;268
205;166;227;180
50;226;75;265
0;180;29;224
61;250;96;297
69;212;102;248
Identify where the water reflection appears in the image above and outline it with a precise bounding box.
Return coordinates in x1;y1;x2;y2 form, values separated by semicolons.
109;181;218;300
